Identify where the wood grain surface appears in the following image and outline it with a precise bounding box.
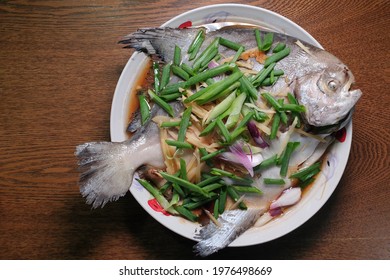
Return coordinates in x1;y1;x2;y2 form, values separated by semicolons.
0;0;389;260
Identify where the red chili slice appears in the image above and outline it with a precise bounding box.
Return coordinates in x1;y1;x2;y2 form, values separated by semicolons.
148;198;170;216
178;20;192;29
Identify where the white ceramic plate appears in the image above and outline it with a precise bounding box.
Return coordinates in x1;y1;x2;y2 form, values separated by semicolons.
110;4;352;246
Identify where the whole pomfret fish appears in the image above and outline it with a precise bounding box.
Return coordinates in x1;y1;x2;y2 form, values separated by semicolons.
121;25;361;126
76;24;361;256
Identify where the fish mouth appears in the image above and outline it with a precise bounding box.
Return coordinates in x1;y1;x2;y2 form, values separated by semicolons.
342;69;362;99
345;88;362;100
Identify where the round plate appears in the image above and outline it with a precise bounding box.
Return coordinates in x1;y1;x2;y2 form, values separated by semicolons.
110;4;352;246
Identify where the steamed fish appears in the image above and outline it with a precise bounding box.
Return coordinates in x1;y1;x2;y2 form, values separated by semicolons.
76;24;361;256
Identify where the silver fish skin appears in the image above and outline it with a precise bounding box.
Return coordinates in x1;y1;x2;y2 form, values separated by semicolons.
194;209;265;257
120;26;362;127
75;101;183;208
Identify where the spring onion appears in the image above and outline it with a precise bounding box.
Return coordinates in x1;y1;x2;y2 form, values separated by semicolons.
188;29;205;54
216;118;231;143
173;45;181;66
200;48;218;68
261;33;274;51
148;89;174;117
174;205;198;222
203;183;224;193
263;178;285;185
206;91;236;123
200;148;226;161
264;47;290;67
270;112;280;140
177;106;192;142
225;92;247;129
280;103;306;113
233;186;263;194
278;99;288;125
160;120;181;128
160;81;186;95
254;155;278;171
231;46;244;63
299;177;315;189
272;42;286;53
240;74;258;100
279;142;300;177
199;120;217;137
219;37;243;51
165;140;193;149
290;162;322;180
188;31;205;61
295;164;321;182
213;198;220;218
210;168;253;185
136;179;178;214
172;65;190;81
184;63;235;88
183;196;216;211
160;171;210;197
160;92;182;102
227;186;247;210
287;92;302;127
254;29;262;51
261;92;282;111
195;71;243;105
207;82;240;103
192;37;220;72
218;187;228;214
138;95;150;125
159;62;171;90
197;175;221;188
168;191;180;208
181;63;195;76
252;62;276;87
179;158;188;181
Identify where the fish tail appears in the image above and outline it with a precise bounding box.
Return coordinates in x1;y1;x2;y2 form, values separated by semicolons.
75;141;134;208
193;209;264;257
118;28;162;54
118;27;195;58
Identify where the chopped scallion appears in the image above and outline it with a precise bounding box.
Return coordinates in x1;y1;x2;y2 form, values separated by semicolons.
147;89;174;117
263;178;285;185
138;95;150;125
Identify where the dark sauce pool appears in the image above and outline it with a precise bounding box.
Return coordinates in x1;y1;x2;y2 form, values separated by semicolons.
126;59;153;137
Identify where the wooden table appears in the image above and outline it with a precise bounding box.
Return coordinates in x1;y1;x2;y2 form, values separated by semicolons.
1;0;389;260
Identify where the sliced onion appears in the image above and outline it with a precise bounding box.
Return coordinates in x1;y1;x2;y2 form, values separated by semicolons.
269;207;283;217
247;120;269;148
219;141;254;177
270;187;302;210
208;60;219;69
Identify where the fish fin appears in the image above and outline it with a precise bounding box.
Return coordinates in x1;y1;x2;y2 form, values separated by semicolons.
75;142;134;208
127;109;142;133
193;208;264;257
119;28;173;55
119;27;198;61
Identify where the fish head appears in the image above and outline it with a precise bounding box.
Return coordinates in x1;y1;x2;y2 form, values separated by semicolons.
294;55;362;127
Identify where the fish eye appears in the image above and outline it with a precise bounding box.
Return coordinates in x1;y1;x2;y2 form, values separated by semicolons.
327;80;338;91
